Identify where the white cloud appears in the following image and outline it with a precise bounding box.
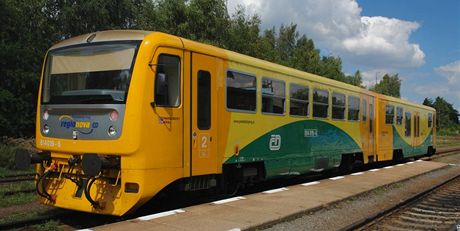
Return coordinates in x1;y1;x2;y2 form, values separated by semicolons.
413;84;450;98
227;0;425;69
435;60;460;85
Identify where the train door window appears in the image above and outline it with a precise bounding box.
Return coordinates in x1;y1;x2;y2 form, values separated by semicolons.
405;112;411;136
348;96;360;121
262;78;285;114
226;71;256;112
428;113;433;127
155;55;181;107
362;98;367;121
396;107;403;125
197;70;211;130
369;103;374;132
332;92;345;120
289;83;309;116
385;105;395;124
313;89;329;118
415;114;420;137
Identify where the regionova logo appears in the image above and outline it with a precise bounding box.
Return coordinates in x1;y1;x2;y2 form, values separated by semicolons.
59;115;99;135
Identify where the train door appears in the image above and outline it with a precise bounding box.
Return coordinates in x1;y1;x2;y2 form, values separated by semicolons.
369;97;375;161
378;100;393;161
190;53;218;176
150;47;184;168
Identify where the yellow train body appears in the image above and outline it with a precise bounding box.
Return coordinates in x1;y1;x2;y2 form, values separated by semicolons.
31;30;435;215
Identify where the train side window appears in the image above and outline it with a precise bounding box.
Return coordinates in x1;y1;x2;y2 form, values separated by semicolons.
262;77;285;114
405;112;411;136
154;54;181;107
396;107;403;125
226;71;256;112
197;70;211;130
289;83;309;116
348;96;360;121
428;113;433;127
313;89;329;118
332;92;345;120
362;98;367;121
385;105;395;124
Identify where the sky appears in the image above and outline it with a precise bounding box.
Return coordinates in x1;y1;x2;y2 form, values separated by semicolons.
226;0;460;110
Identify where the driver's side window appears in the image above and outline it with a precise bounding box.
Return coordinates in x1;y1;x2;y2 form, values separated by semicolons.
155;54;181;107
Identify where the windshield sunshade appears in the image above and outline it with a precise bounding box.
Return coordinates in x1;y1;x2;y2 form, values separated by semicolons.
42;42;139;104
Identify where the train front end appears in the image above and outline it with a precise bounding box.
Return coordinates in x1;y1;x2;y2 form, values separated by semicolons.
15;31;152;216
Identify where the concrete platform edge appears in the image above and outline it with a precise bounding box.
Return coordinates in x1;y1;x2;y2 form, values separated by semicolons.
247;164;451;231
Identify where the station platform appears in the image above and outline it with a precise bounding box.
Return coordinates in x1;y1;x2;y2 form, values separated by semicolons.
89;160;448;231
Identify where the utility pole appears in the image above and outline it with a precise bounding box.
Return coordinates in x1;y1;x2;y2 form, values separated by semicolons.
375;71;380;86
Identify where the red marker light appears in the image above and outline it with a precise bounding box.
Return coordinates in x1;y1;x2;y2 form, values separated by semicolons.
110;110;119;121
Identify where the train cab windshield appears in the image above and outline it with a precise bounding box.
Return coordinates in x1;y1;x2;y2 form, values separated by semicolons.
41;42;140;104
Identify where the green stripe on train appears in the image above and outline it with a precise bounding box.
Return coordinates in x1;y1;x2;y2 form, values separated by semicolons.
392;126;432;157
225;120;361;178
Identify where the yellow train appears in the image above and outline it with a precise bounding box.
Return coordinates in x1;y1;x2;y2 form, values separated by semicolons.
15;30;436;216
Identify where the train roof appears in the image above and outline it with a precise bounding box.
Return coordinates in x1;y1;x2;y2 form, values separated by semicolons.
49;30;435;112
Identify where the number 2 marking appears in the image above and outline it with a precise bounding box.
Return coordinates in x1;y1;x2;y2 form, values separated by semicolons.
201;136;208;149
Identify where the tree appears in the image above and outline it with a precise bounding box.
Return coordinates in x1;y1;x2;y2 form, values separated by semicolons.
291;35;321;74
431;97;459;128
317;56;346;82
370;73;401;97
344;70;363;87
422;97;434;107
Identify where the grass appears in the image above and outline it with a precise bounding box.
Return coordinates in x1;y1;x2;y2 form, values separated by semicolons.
0;181;35;194
32;220;63;231
0;139;35;177
0;191;37;207
0;208;62;231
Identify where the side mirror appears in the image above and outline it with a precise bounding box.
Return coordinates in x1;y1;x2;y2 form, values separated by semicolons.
153;73;168;107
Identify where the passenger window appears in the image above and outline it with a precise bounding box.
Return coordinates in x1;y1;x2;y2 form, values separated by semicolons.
428;113;433;128
348;96;360;121
362;98;367;121
405;112;411;136
262;78;285;114
385;105;395;124
155;55;181;107
332;92;345;120
289;83;309;116
313;89;329;118
396;107;403;125
226;71;256;112
197;71;211;130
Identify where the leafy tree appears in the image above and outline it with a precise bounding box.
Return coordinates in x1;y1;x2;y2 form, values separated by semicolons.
422;97;434;107
291;35;321;74
370;73;401;97
432;97;459;127
317;56;346;82
344;70;363;87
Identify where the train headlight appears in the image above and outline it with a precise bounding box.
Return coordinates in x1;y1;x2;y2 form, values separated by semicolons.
108;126;117;136
43;110;49;120
43;124;50;134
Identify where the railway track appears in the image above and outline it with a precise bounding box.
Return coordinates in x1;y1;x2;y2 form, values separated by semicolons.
0;173;35;184
353;174;460;230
